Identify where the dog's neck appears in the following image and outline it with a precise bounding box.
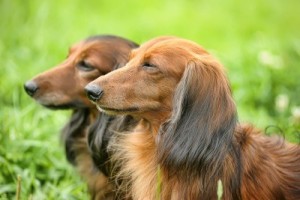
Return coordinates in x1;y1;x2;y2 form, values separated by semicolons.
113;119;221;200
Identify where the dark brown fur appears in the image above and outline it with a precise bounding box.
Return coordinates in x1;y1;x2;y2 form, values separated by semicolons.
88;36;300;200
24;35;138;199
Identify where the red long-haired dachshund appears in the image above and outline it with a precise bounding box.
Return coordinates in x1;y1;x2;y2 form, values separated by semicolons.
24;35;138;200
85;36;300;200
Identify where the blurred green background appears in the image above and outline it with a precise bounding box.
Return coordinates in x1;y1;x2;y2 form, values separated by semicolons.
1;0;299;199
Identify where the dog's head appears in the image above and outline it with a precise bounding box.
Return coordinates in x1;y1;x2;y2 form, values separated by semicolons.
86;36;236;122
24;35;138;109
86;37;238;186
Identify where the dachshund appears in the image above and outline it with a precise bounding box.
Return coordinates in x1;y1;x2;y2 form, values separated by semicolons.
85;36;300;200
24;35;138;200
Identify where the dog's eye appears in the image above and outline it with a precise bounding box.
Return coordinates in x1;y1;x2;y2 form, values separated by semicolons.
77;60;95;71
142;62;159;73
143;62;155;68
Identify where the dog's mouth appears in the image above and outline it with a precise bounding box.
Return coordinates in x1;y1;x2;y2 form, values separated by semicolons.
43;104;74;110
42;101;86;110
97;105;139;114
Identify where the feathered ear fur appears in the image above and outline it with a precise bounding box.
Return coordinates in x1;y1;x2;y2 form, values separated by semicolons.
61;109;91;165
158;56;240;198
88;114;137;176
88;113;115;176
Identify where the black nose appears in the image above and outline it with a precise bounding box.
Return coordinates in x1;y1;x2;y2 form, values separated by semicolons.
85;84;104;102
24;80;39;96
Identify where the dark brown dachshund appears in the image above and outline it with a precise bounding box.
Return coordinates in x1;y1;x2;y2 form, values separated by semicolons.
85;36;300;200
24;35;138;200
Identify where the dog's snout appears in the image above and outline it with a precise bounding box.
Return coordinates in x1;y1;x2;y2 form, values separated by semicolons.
85;84;104;102
24;80;39;96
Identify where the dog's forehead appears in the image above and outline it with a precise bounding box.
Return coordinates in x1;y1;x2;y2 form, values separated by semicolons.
130;36;176;56
141;38;198;58
68;41;97;57
68;41;107;60
68;41;84;55
129;37;209;75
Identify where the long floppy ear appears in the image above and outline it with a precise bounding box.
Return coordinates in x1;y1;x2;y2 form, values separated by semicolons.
88;114;136;176
61;109;91;165
87;113;115;176
158;57;239;196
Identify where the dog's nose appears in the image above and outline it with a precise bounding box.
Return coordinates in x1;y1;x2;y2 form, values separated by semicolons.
85;84;104;102
24;80;39;96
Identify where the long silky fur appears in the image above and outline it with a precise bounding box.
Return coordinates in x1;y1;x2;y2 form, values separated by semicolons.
109;119;158;200
109;56;241;200
157;58;241;199
88;113;115;176
236;124;300;200
62;108;91;165
105;40;300;200
61;109;115;199
86;113;137;199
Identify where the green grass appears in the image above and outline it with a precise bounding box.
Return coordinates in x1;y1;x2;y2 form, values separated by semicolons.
1;0;299;199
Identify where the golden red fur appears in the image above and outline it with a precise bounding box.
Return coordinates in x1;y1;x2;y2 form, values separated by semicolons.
24;35;138;199
86;36;300;200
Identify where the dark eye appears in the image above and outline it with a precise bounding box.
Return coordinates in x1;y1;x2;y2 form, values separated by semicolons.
77;60;95;71
143;62;155;68
142;62;160;73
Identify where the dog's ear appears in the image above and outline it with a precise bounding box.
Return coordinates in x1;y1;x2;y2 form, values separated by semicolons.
61;109;90;165
87;113;115;176
113;42;139;70
158;57;238;194
88;114;137;176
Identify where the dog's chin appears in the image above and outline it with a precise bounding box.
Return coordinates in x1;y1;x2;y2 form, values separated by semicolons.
96;105;139;115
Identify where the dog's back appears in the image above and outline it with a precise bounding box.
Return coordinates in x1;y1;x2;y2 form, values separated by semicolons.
237;124;300;200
